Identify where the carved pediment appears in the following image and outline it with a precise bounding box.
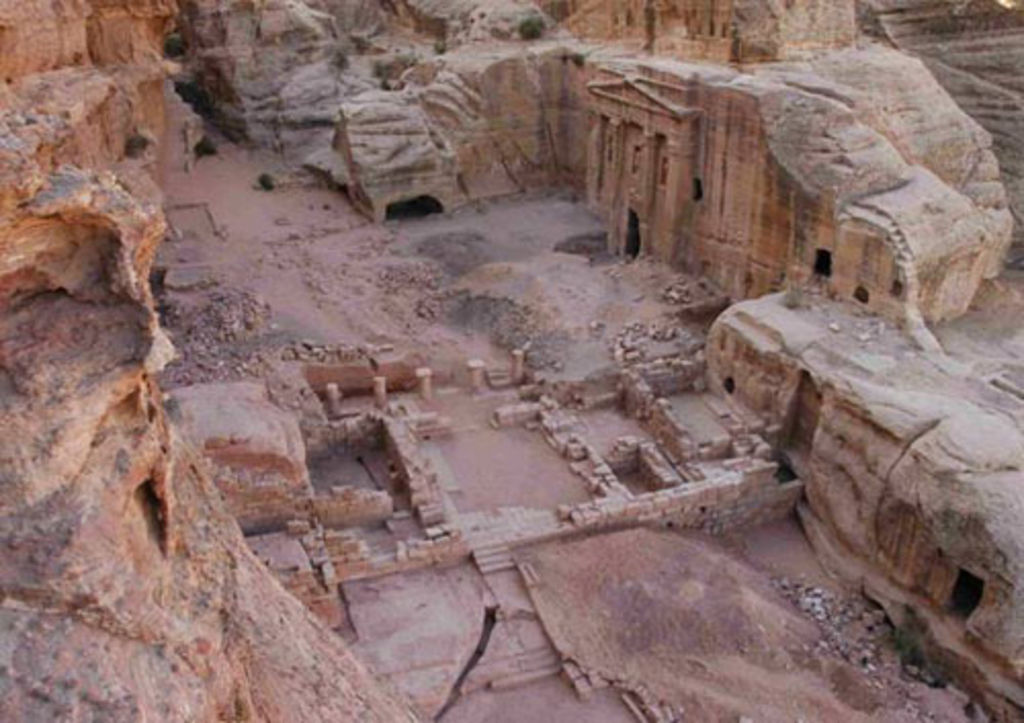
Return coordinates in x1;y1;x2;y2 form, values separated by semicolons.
588;76;698;120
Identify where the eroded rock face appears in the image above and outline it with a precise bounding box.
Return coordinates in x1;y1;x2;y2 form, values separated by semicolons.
706;295;1024;717
0;1;415;720
337;44;590;220
564;0;856;61
177;0;378;158
171;382;316;533
862;0;1024;259
584;45;1010;331
174;0;551;160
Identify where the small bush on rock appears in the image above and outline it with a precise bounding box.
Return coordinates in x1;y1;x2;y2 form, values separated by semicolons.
782;286;804;310
125;133;150;159
257;173;276;191
518;15;545;40
164;32;185;58
194;136;218;157
175;80;214;118
331;47;349;72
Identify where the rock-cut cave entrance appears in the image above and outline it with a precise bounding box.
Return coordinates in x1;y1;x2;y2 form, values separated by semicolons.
386;195;444;221
625;209;641;259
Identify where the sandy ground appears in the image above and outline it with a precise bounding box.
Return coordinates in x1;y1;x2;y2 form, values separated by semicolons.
158;118;707;390
524;524;973;723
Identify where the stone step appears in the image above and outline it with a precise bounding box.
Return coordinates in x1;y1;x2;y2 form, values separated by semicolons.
489;663;562;690
515;646;559;671
486;369;513;390
472;645;560;684
472;542;514;573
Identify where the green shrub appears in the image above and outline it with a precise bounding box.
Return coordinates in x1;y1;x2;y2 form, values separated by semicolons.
891;625;925;669
570;51;586;68
350;35;371;53
124;133;150;159
257;173;276;191
164;32;185;58
782;286;803;310
174;80;214;118
372;60;388;79
518;15;545;41
434;39;447;55
194;136;218;157
331;47;349;72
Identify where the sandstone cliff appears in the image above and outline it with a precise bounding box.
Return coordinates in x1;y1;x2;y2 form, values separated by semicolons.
174;0;551;160
863;0;1024;260
563;0;856;62
0;1;415;720
336;43;590;220
707;295;1024;717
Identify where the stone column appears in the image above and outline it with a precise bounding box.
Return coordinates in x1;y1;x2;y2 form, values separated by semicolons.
325;383;342;418
640;128;658;255
467;359;486;393
587;111;604;207
415;367;434;401
511;349;526;385
663;137;688;261
373;376;388;409
609;117;625;255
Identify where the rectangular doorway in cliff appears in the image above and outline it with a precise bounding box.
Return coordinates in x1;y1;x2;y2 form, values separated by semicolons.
386;195;444;221
788;370;822;453
949;569;984;618
625;209;641;259
814;248;833;278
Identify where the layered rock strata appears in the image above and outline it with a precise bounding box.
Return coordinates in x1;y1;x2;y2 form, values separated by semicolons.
584;46;1010;330
563;0;857;62
707;294;1024;718
863;0;1024;259
336;43;591;219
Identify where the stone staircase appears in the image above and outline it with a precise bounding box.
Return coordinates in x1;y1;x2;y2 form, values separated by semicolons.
472;542;515;575
467;645;562;692
486;368;513;390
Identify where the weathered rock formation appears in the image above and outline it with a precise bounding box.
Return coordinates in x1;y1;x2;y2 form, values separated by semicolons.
336;43;591;220
584;45;1010;331
177;0;378;158
862;0;1024;261
172;382;316;532
0;1;415;720
174;0;552;160
707;294;1024;718
562;0;856;62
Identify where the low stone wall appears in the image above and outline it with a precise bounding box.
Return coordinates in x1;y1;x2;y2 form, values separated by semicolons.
226;484;309;536
303;413;383;457
313;486;393;528
383;417;445;525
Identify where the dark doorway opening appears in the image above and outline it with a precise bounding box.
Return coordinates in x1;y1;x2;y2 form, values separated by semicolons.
949;569;984;618
723;376;735;394
134;478;166;555
788;370;822;452
813;248;833;278
625;209;641;258
692;177;704;201
854;286;870;304
891;278;904;298
386;195;444;220
775;454;798;484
